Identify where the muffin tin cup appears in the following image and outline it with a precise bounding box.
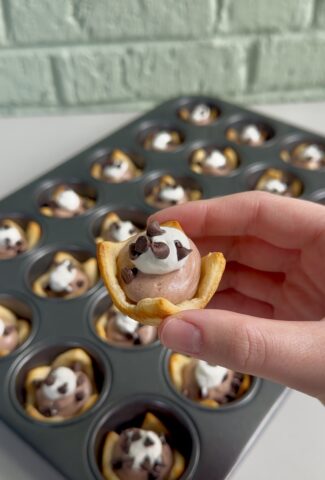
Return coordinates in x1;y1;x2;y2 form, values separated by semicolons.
0;95;323;479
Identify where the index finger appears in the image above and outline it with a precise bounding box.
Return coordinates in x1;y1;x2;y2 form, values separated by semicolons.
149;191;325;249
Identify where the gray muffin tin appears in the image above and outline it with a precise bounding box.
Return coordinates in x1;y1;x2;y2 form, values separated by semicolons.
0;95;324;480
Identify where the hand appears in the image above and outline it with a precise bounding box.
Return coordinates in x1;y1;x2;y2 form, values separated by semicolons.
150;191;325;403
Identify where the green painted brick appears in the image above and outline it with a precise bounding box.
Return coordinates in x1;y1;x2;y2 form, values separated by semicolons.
220;0;314;33
253;34;325;92
10;0;217;45
0;53;57;106
0;3;6;45
123;40;248;99
55;50;131;105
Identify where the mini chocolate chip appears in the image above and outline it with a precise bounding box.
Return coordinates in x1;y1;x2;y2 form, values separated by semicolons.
71;362;83;372
146;221;164;237
131;430;141;442
57;382;68;394
121;435;131;454
148;474;159;480
3;224;10;230
16;240;22;247
39;406;58;417
66;262;74;272
151;241;170;259
171;200;178;205
76;280;84;288
44;374;55;386
125;332;134;340
76;374;85;386
121;267;137;284
4;238;11;248
3;325;15;336
134;235;149;254
129;242;139;260
222;373;228;382
159;435;167;444
140;455;151;471
112;460;123;470
225;393;236;402
174;241;192;261
232;383;240;394
133;337;141;345
75;391;85;402
33;379;43;389
129;227;137;235
111;221;120;230
144;436;154;447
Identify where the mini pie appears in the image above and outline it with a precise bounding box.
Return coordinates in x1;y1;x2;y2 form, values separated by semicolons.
96;212;140;244
190;147;239;176
178;103;219;125
0;304;30;357
96;304;157;347
254;168;303;197
0;218;41;260
32;251;98;299
145;175;201;209
40;184;95;218
102;412;185;480
91;149;141;183
143;130;183;151
169;353;251;408
97;220;225;326
226;123;271;146
281;142;325;170
25;348;98;422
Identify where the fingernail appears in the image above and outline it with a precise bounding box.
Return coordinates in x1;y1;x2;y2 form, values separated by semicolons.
159;317;202;355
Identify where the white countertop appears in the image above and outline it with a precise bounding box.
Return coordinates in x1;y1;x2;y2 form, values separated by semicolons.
0;103;324;480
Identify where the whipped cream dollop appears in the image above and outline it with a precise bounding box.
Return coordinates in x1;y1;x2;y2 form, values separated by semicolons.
302;144;324;162
0;318;5;336
152;131;173;150
132;226;191;275
195;360;228;397
114;311;139;335
110;220;137;242
158;184;185;203
56;189;81;212
127;429;163;470
241;124;262;144
41;366;77;401
204;150;227;169
264;178;287;194
49;260;77;292
103;161;128;179
191;104;211;123
0;225;22;247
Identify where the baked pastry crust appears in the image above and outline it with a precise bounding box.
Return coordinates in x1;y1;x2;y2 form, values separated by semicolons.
97;221;226;326
91;149;141;182
25;348;98;422
0;304;30;356
102;412;185;480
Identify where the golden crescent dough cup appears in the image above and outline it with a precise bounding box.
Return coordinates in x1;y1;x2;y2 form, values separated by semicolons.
91;149;141;182
25;348;98;422
0;304;30;357
102;412;185;480
97;220;226;327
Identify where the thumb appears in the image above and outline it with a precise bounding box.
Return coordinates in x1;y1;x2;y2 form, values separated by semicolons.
159;310;325;400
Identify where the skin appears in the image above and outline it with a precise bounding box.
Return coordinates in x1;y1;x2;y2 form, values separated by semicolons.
150;191;325;404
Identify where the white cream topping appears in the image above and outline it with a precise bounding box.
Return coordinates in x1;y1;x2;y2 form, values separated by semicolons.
103;161;128;179
204;149;227;169
49;260;77;292
0;318;5;336
56;189;81;212
158;185;185;203
110;220;137;242
241;124;262;144
114;311;139;335
133;226;191;275
191;104;211;123
0;225;22;248
302;144;324;162
152;131;173;150
41;366;77;401
127;429;162;470
264;178;287;194
195;360;228;397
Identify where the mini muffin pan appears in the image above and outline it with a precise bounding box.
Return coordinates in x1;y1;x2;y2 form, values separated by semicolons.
1;95;324;480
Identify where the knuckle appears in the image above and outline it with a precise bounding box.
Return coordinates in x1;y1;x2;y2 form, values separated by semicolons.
230;321;268;373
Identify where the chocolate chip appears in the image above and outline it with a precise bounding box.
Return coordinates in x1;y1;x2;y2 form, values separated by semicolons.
144;436;154;447
134;235;149;254
148;473;160;480
133;336;141;345
129;227;137;235
33;379;43;389
112;460;123;470
120;435;131;454
71;362;83;372
225;393;236;402
57;382;68;394
39;406;58;417
111;221;119;230
146;221;164;237
44;374;55;386
140;455;151;471
150;241;170;259
131;430;141;442
222;373;228;382
129;242;138;260
159;435;166;444
16;240;22;247
66;262;74;272
76;374;85;386
75;391;85;402
121;267;137;284
76;280;84;288
1;224;10;230
4;238;11;248
3;325;15;336
171;200;178;205
174;240;192;261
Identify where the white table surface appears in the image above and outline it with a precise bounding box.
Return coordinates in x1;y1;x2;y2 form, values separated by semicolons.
0;103;325;480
